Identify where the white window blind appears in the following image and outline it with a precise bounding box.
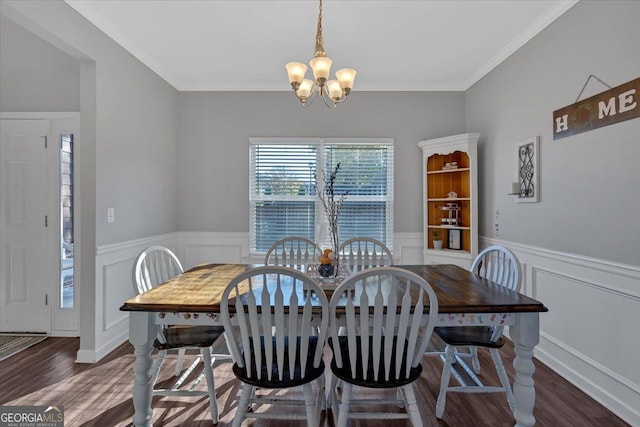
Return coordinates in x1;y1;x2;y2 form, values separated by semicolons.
249;138;394;253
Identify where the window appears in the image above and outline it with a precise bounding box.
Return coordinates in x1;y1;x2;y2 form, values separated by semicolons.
250;138;394;253
60;133;74;309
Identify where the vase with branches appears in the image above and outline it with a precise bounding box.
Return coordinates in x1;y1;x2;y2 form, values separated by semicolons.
316;162;348;276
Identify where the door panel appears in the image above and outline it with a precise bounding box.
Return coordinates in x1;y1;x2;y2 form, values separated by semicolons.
0;119;51;332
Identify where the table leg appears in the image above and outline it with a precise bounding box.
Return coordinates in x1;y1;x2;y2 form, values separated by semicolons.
509;312;540;427
129;311;156;427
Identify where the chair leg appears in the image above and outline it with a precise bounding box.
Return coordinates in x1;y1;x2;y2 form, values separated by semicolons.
491;348;516;413
303;382;318;427
201;347;219;424
401;384;423;427
329;375;340;425
470;346;481;374
150;350;166;387
317;373;326;412
174;348;186;376
397;387;404;408
336;382;353;427
327;372;339;409
436;344;456;419
315;376;326;422
233;384;253;427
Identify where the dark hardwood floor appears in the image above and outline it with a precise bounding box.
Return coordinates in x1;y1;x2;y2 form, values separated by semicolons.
0;337;628;427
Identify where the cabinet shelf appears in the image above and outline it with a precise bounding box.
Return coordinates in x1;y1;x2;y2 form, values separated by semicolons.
424;248;471;257
427;197;470;202
428;225;470;230
426;167;471;175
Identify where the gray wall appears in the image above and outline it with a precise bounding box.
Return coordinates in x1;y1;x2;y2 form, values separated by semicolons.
1;0;180;351
0;15;80;111
177;91;465;234
3;1;637;266
466;0;640;266
1;0;180;246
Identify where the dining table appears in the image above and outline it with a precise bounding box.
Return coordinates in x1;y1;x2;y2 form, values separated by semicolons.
120;263;547;427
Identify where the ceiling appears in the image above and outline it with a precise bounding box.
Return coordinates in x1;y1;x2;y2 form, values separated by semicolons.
64;0;577;92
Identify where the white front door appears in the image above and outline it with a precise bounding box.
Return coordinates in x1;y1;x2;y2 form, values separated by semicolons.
0;119;52;332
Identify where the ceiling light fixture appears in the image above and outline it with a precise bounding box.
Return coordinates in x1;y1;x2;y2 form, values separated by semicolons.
285;0;357;108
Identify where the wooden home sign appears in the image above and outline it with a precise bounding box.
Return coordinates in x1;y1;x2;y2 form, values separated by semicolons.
553;77;640;140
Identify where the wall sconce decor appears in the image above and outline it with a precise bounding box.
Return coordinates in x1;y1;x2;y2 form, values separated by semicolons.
510;136;539;202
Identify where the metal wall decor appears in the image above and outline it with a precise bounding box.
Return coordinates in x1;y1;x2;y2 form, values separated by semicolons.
513;136;539;203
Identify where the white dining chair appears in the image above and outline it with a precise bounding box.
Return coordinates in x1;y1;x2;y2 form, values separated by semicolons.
434;245;522;419
328;267;439;427
220;266;329;427
264;236;323;269
132;245;229;424
337;237;393;273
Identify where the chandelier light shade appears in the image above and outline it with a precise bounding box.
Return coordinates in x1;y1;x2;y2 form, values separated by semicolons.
285;0;357;108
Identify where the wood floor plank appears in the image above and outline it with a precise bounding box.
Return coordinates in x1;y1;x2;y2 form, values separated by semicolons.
0;337;629;426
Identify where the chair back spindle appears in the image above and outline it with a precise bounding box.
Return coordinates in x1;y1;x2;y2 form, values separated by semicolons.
264;236;322;269
330;267;438;382
338;237;393;273
133;246;183;294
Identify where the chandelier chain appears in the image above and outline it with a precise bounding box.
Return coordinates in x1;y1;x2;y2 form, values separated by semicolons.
315;0;325;57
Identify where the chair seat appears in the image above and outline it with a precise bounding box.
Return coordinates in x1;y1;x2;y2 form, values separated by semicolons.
435;326;504;348
329;335;422;389
154;325;225;350
233;336;325;389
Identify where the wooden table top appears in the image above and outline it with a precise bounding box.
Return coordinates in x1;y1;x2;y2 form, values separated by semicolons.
120;264;547;315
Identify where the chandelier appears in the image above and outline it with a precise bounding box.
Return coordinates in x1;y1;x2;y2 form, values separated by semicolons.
285;0;357;108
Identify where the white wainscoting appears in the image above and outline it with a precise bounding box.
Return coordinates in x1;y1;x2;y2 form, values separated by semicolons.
394;232;425;265
90;232;248;363
92;231;639;425
481;236;640;426
177;231;250;269
80;233;179;363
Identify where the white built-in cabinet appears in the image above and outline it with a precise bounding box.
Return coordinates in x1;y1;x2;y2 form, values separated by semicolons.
417;133;478;268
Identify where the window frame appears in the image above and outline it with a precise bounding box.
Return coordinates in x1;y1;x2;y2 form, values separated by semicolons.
249;137;394;255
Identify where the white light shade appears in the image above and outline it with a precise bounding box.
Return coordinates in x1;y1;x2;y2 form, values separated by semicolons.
327;80;342;100
286;62;307;84
310;56;332;80
335;68;357;89
297;79;314;98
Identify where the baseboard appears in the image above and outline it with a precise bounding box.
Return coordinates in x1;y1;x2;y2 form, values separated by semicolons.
76;328;129;364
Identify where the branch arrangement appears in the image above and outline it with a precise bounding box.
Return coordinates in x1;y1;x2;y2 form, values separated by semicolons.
316;162;348;255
